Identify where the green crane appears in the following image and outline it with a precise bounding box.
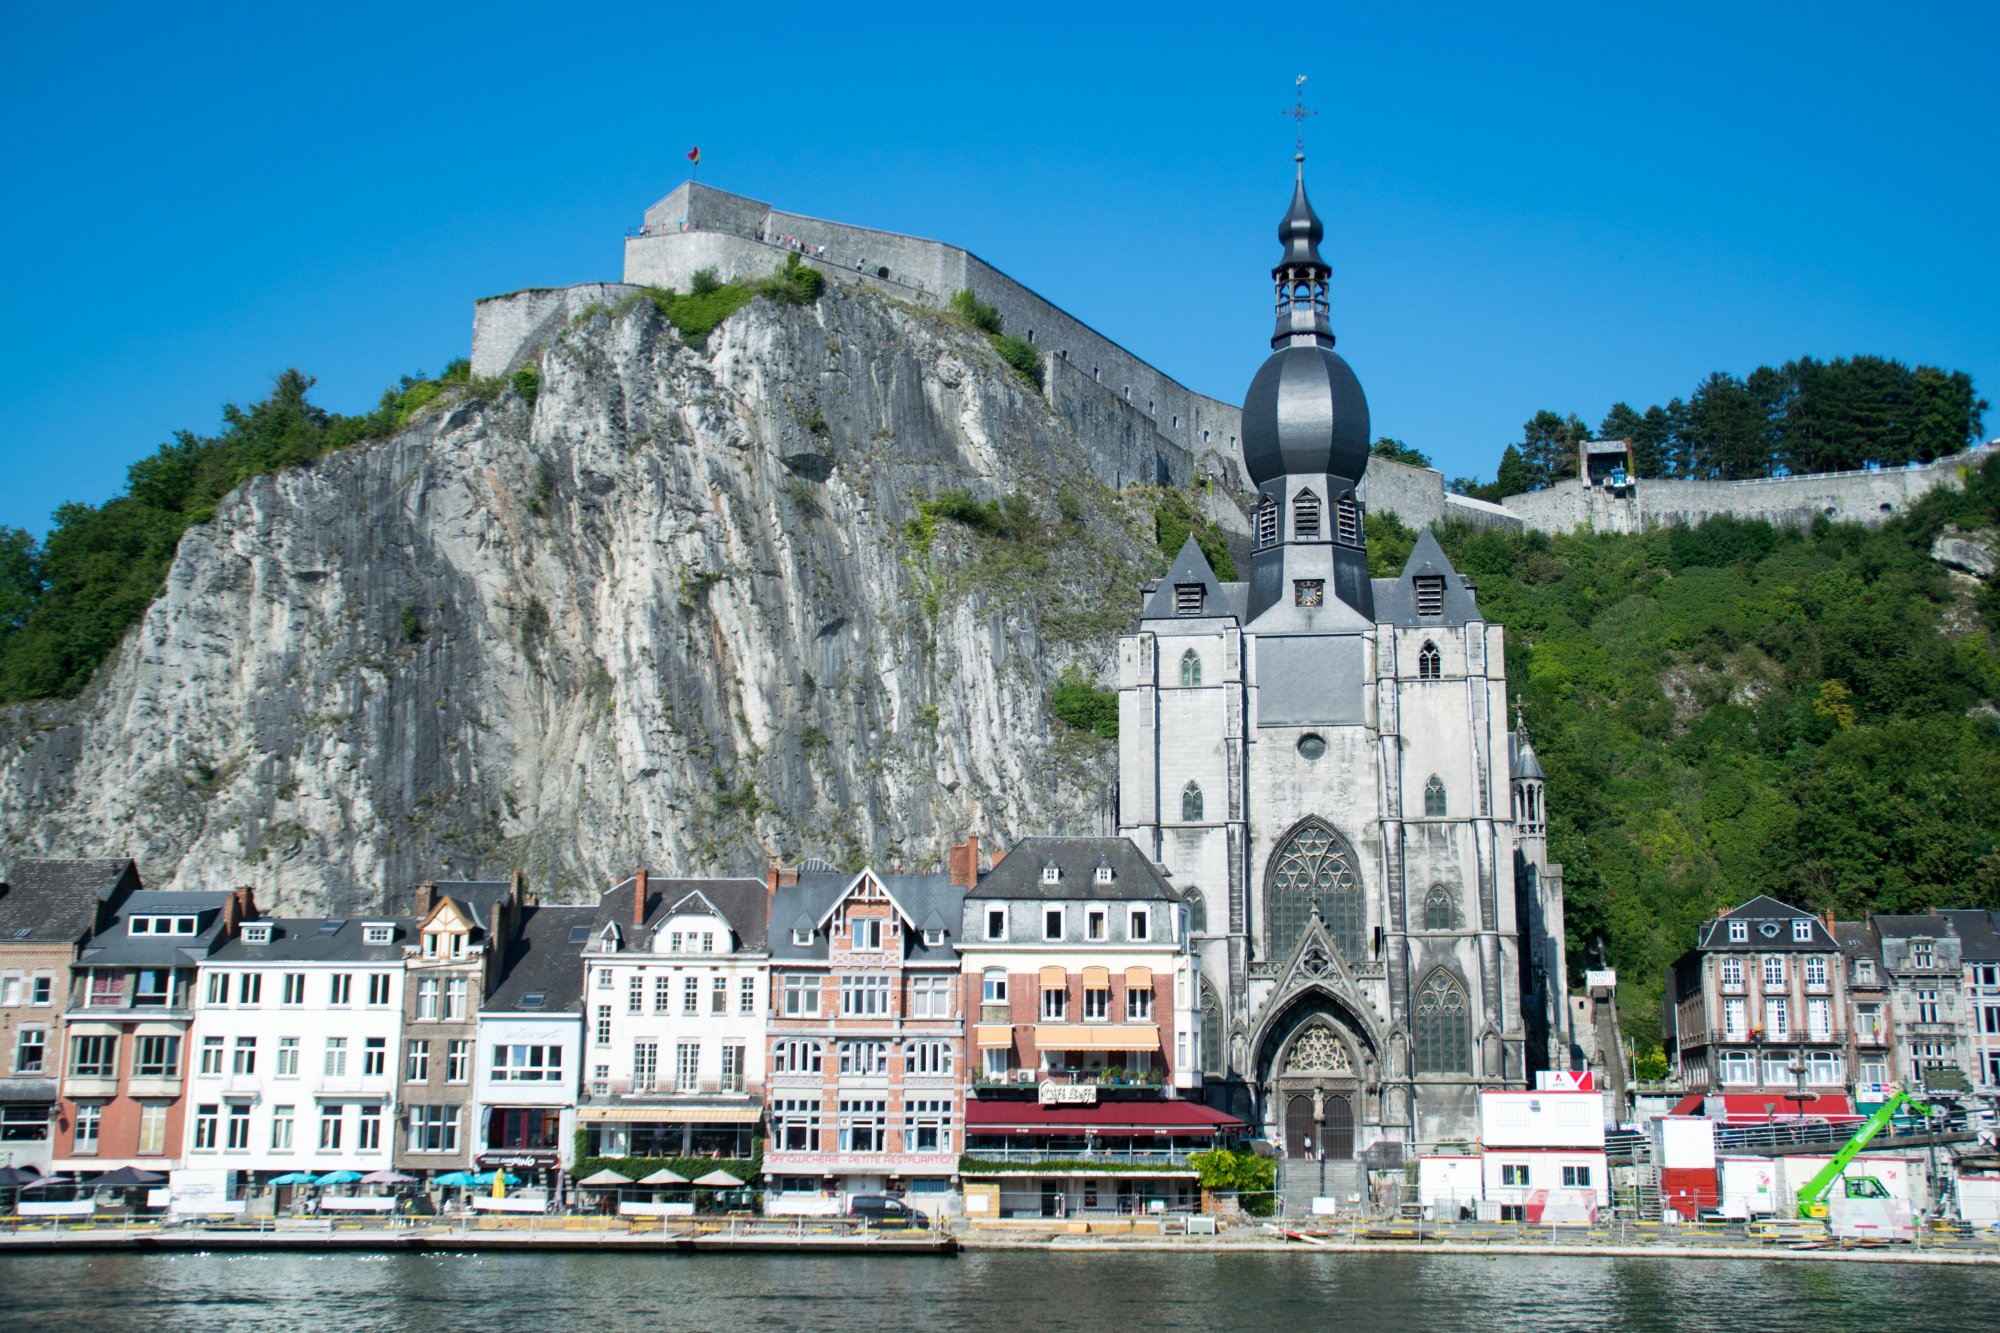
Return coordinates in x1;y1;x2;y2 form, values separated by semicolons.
1794;1088;1932;1219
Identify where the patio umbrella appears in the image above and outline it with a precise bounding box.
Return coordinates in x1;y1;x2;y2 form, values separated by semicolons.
315;1170;365;1186
692;1170;743;1188
92;1166;166;1187
21;1174;72;1191
434;1171;476;1187
577;1168;633;1187
359;1170;418;1185
636;1167;687;1185
470;1171;521;1186
0;1166;43;1187
269;1172;319;1186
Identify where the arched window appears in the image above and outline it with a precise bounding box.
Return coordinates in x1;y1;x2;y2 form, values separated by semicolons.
1184;889;1206;936
1414;972;1470;1074
1418;641;1441;680
1265;818;1362;963
1336;493;1360;544
1181;782;1204;823
1292;488;1321;539
1423;776;1447;818
1256;495;1279;548
1423;884;1453;931
1199;980;1223;1077
1180;649;1202;688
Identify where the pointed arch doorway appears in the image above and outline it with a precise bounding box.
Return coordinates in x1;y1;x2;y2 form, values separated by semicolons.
1275;1023;1359;1160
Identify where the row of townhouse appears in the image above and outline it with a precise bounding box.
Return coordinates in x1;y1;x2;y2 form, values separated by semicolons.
1662;895;2000;1117
2;837;1236;1216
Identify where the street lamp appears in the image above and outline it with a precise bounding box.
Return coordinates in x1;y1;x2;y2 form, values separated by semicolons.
1787;1063;1813;1123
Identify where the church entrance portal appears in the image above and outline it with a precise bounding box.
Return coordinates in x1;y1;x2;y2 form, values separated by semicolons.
1275;1023;1361;1160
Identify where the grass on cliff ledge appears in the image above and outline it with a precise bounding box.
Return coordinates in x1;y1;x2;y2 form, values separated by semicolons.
0;365;503;702
641;256;826;351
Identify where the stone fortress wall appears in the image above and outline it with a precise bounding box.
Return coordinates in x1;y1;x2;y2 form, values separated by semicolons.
470;181;1996;535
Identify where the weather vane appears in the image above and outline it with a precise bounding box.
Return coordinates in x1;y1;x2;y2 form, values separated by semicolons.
1284;75;1317;156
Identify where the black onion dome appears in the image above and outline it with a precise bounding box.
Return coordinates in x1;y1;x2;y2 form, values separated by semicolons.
1242;343;1371;487
1279;171;1325;267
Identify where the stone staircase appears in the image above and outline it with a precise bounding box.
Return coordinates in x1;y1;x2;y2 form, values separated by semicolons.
1277;1159;1367;1220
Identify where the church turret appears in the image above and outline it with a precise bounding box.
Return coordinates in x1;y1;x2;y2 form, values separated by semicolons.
1240;154;1373;622
1511;708;1547;848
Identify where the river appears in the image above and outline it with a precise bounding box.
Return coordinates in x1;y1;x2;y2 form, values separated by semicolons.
3;1249;1994;1330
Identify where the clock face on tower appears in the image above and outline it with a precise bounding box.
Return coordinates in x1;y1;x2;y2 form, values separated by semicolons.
1294;579;1324;607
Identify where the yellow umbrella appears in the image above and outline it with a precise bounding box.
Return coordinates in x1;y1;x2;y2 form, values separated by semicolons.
492;1169;506;1200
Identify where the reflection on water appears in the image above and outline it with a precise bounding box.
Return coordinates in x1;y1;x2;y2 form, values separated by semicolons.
1;1249;1995;1332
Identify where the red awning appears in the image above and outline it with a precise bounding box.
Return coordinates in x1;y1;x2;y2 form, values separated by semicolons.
1714;1094;1862;1124
1669;1094;1706;1118
965;1099;1245;1135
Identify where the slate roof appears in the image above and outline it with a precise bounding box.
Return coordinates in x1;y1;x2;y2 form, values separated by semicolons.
1693;895;1835;951
1871;913;1953;941
969;837;1178;903
1139;536;1249;623
77;889;239;966
1940;910;2000;963
769;870;959;963
588;874;769;953
486;906;593;1013
1372;530;1484;627
1511;736;1545;782
427;880;515;932
1831;920;1885;969
0;858;139;943
207;917;413;964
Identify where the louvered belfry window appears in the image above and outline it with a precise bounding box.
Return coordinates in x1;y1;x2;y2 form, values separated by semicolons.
1415;576;1445;617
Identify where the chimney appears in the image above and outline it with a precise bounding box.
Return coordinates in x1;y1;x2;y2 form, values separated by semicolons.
947;835;982;891
633;867;649;928
415;880;436;917
509;870;523;906
767;864;781;903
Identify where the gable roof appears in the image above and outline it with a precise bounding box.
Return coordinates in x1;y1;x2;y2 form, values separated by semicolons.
78;889;240;965
0;857;139;944
486;905;592;1012
969;836;1178;902
1373;529;1483;626
208;917;413;963
1940;910;2000;962
426;880;514;932
770;869;958;963
1141;536;1246;623
590;874;769;952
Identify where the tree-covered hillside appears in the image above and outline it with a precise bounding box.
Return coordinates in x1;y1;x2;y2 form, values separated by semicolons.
1377;456;2000;1037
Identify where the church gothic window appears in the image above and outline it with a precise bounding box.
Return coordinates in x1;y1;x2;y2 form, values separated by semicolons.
1336;493;1360;544
1182;782;1204;823
1199;981;1223;1076
1292;489;1321;539
1184;889;1206;936
1418;641;1441;680
1423;884;1453;931
1256;495;1279;548
1414;972;1470;1074
1265;819;1363;964
1180;649;1202;688
1423;776;1447;817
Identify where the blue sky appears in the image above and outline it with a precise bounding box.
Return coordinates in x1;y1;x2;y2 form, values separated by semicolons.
3;2;1995;535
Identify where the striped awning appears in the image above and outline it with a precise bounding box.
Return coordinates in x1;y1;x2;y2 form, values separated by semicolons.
578;1105;760;1124
1124;966;1153;989
974;1024;1015;1049
1038;965;1067;987
1081;965;1110;989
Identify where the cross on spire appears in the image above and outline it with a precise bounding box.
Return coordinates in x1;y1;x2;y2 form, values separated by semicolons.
1284;75;1318;159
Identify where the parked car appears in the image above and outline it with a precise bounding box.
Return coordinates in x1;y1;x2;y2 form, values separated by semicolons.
847;1195;929;1229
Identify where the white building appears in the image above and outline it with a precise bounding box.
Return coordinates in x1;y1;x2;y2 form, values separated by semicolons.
183;917;410;1184
1477;1088;1608;1221
577;872;768;1160
473;905;589;1191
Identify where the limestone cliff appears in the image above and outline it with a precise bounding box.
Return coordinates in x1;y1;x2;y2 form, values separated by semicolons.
0;287;1188;912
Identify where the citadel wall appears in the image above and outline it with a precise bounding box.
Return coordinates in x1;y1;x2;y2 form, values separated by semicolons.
471;182;1995;538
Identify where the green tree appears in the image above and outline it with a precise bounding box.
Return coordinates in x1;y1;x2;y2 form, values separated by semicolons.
1518;410;1588;490
1494;443;1535;497
1371;437;1432;469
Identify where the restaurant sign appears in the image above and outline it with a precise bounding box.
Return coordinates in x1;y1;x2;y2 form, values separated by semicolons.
1039;1081;1098;1106
477;1151;557;1170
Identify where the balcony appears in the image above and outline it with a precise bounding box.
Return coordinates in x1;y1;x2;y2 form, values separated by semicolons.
957;1146;1199;1168
764;1149;955;1174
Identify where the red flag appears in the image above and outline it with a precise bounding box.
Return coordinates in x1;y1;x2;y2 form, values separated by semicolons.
686;146;701;164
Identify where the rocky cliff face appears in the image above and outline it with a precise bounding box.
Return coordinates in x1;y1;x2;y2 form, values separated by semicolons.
0;287;1190;912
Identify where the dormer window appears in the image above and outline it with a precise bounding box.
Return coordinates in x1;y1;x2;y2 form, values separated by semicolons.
1913;943;1934;968
1791;920;1811;943
1256;495;1278;549
362;923;394;946
422;933;438;958
1415;575;1445;618
242;923;272;945
1293;489;1321;539
1175;583;1204;616
1856;959;1876;983
1095;864;1114;885
792;928;812;947
1041;863;1062;885
1728;920;1748;943
923;928;945;947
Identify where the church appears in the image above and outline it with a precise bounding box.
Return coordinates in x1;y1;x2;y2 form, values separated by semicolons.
1116;155;1571;1156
